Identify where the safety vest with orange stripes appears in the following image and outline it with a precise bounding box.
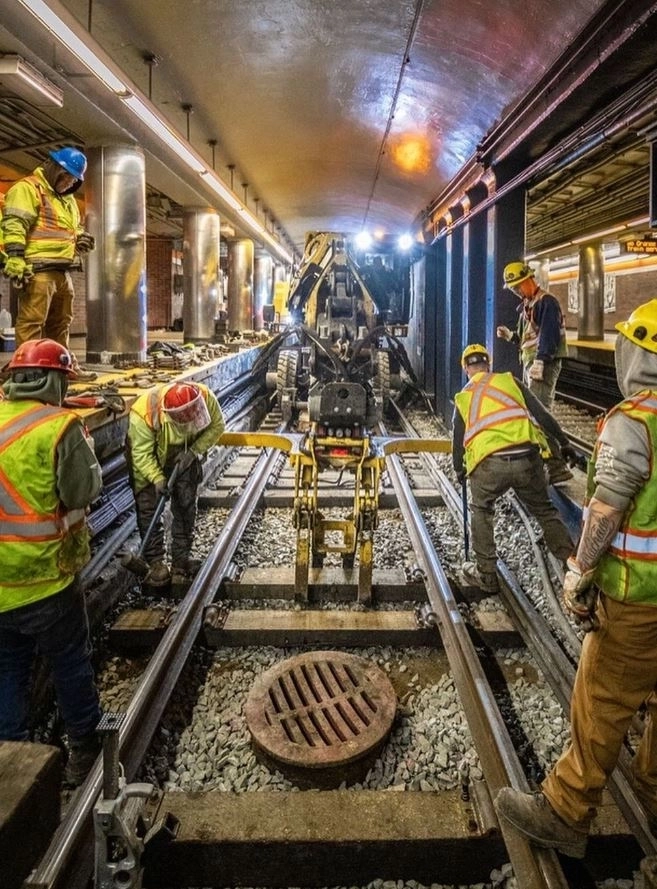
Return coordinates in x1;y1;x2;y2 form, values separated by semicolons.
0;400;90;612
454;371;550;474
589;391;657;604
2;166;80;264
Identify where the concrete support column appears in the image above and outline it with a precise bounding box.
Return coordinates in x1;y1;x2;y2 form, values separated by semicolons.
85;144;147;363
183;207;220;343
578;243;605;340
253;251;274;331
226;239;254;332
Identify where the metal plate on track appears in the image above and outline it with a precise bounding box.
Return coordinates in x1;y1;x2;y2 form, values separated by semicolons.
245;651;397;768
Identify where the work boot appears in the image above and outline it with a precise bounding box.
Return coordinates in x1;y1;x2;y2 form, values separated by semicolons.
494;787;588;859
64;732;101;787
461;560;499;593
70;355;98;382
144;561;171;587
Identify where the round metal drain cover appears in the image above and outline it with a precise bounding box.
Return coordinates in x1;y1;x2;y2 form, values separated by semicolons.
245;650;398;768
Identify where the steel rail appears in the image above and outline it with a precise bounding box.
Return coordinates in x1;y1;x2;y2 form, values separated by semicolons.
25;440;284;889
381;422;570;889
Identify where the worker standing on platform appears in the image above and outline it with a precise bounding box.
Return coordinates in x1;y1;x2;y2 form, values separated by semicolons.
495;300;657;858
497;261;572;485
0;339;103;786
126;381;225;587
452;344;574;593
1;147;96;380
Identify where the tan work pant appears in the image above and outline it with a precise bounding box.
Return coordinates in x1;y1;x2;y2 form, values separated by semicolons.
15;269;75;348
542;594;657;829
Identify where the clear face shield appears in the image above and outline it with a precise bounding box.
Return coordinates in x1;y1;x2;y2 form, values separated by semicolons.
164;391;212;434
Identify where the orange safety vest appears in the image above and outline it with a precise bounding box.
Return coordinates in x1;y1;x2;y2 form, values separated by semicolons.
0;400;89;611
454;371;549;474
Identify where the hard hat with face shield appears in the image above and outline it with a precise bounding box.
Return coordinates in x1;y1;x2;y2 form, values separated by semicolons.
503;262;534;289
461;343;490;369
163;383;211;432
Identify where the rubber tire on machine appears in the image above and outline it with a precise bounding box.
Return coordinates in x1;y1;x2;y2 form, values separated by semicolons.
276;349;299;410
373;349;391;408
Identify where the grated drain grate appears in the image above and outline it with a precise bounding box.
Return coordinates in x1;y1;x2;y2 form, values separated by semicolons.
245;650;398;768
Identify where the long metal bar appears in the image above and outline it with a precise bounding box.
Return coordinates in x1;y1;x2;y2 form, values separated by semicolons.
25;442;282;889
382;430;570;889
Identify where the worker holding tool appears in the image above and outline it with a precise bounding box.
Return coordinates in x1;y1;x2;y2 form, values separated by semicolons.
126;381;225;587
0;339;103;786
496;299;657;858
452;344;574;593
1;146;96;381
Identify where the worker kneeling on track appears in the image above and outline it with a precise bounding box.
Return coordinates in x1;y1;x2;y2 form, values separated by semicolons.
0;339;103;786
126;381;225;587
452;344;574;593
495;299;657;858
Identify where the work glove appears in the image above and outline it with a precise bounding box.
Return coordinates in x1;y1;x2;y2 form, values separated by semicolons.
455;469;466;485
76;231;96;254
3;256;34;286
560;444;579;468
154;478;168;497
562;557;597;619
528;359;545;381
496;325;513;341
175;449;198;473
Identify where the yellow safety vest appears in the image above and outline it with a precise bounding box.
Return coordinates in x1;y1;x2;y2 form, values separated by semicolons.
0;400;90;612
589;391;657;605
454;371;549;474
3;167;79;263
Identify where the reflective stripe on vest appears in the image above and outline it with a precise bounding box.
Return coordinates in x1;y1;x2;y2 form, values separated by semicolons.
589;392;657;604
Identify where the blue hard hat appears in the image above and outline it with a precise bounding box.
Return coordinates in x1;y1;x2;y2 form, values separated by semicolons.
49;146;87;181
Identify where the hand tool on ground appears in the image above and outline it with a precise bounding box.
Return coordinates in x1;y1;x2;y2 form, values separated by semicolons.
64;391;126;414
121;463;180;577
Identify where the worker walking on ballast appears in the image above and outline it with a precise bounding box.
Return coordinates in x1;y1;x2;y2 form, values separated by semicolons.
126;381;225;587
0;339;103;786
452;344;575;593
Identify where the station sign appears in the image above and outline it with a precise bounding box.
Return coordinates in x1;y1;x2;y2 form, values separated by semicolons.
624;236;657;254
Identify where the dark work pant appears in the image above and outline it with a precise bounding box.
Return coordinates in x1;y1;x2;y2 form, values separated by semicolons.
469;449;573;575
133;458;202;567
0;579;101;741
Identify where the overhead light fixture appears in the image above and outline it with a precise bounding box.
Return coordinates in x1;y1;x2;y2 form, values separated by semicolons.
0;54;63;107
16;0;293;264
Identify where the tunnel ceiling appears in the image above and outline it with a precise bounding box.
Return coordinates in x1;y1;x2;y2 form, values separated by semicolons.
1;0;656;259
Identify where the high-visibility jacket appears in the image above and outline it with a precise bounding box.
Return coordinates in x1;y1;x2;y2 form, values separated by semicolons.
2;167;81;265
589;391;657;605
0;400;90;612
454;371;549;474
127;382;225;493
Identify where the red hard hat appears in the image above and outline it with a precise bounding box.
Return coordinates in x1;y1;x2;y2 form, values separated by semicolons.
7;339;73;374
163;383;200;411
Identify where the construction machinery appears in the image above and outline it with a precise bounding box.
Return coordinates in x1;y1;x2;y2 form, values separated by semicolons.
255;231;420;425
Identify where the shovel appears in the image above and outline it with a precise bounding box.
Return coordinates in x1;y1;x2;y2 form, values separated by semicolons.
121;463;180;577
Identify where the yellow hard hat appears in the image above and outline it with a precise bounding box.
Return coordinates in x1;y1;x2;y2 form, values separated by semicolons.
503;261;534;289
461;343;490;369
615;300;657;354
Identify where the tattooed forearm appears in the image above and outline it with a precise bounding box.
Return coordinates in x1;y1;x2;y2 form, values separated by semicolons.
576;497;625;571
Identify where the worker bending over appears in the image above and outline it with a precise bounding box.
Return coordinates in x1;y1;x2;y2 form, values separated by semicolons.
126;381;225;587
496;300;657;858
452;344;574;593
0;339;103;786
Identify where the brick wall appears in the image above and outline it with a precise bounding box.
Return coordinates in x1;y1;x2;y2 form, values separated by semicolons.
146;238;174;329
